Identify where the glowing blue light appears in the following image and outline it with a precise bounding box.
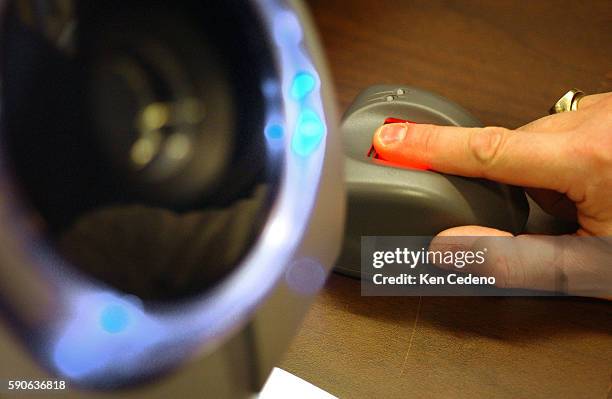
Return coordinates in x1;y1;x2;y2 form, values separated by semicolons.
273;11;302;45
262;79;280;99
290;72;316;100
52;293;165;380
292;109;326;156
100;304;129;333
265;123;284;140
53;334;113;379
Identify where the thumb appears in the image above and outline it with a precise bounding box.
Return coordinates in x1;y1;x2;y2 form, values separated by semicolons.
430;226;612;299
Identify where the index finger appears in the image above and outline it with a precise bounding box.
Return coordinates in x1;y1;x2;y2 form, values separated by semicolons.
372;123;578;193
576;92;612;110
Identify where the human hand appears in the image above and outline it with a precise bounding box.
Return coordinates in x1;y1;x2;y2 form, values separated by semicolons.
371;93;612;297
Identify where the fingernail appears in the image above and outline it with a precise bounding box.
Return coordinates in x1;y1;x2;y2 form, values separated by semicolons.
378;123;407;145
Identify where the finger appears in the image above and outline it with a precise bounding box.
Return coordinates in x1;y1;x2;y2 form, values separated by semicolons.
575;92;612;110
372;123;577;192
525;188;577;221
518;93;609;133
430;228;612;298
436;225;512;237
431;227;561;292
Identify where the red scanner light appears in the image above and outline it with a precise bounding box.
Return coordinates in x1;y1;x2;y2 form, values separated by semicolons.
368;117;429;170
383;117;415;125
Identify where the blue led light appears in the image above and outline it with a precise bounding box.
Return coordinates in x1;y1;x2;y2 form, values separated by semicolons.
290;72;316;100
292;109;325;156
262;79;280;99
100;304;129;333
265;123;284;140
53;293;165;380
273;10;302;45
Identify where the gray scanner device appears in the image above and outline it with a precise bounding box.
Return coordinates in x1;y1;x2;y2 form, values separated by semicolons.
335;85;529;277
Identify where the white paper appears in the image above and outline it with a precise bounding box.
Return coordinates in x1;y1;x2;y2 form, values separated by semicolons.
258;367;337;399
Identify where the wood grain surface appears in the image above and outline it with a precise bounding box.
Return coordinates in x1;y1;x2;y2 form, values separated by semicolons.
280;1;612;398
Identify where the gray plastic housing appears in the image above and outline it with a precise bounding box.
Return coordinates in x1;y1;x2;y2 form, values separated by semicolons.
335;85;529;277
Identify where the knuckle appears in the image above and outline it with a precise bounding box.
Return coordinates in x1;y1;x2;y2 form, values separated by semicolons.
469;127;507;168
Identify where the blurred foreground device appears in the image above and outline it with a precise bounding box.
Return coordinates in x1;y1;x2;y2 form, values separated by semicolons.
0;0;344;397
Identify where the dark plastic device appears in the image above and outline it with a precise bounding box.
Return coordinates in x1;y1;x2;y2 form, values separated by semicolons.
335;85;529;277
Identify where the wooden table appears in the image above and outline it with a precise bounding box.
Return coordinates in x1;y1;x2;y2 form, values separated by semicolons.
280;1;612;398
